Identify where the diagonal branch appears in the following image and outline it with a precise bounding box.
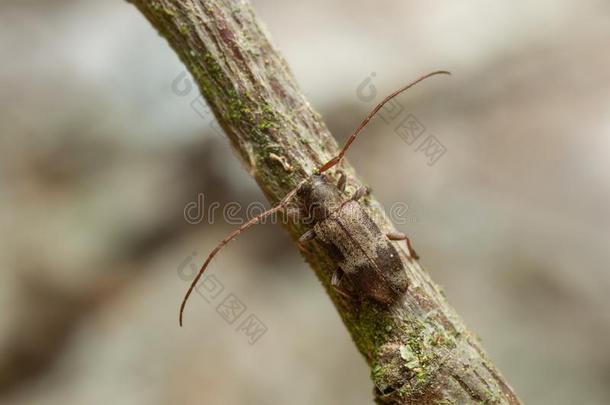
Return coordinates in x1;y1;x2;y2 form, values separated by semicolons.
128;1;521;403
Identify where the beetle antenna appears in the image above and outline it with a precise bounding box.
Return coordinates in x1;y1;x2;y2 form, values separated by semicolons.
319;70;451;173
179;186;300;326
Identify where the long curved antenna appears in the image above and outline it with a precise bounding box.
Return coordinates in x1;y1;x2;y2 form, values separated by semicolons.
319;70;451;173
179;186;300;326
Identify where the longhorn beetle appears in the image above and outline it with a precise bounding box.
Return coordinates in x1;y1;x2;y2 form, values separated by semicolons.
179;70;450;326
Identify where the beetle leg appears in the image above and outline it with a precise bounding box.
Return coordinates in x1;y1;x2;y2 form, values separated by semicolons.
351;185;370;201
387;232;420;260
337;170;347;192
298;243;311;255
299;229;316;243
331;267;344;286
331;268;351;299
298;229;316;254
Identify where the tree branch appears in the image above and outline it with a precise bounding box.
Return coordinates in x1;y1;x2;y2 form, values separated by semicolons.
128;1;521;403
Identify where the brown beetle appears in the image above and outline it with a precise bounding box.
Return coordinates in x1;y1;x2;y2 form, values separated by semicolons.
179;71;449;326
297;173;413;305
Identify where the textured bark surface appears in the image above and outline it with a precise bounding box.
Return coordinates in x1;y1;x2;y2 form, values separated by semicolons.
128;1;522;403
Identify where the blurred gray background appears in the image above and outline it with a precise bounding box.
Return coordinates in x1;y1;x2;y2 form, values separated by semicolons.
1;1;609;404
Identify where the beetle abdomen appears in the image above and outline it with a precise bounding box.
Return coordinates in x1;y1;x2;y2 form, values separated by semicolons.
314;200;408;304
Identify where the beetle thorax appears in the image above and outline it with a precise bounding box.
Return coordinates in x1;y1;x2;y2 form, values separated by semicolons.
297;174;344;223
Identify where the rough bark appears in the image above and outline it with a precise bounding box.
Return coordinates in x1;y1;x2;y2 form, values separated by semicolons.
128;1;522;403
